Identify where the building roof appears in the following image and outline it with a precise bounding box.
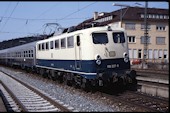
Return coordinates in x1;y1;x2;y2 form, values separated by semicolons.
76;7;169;30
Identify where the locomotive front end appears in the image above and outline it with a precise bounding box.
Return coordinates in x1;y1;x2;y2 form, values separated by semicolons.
91;26;137;88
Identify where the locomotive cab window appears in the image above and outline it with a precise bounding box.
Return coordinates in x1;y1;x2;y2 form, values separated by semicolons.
92;33;108;44
112;32;125;43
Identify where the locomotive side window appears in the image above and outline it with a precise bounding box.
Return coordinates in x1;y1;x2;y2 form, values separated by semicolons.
55;40;59;49
77;36;80;46
46;42;49;50
50;41;54;49
67;36;74;48
38;44;41;51
92;33;108;44
61;38;66;48
42;43;45;50
112;32;125;43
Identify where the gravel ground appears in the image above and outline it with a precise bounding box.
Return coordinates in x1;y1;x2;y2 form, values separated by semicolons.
0;67;121;112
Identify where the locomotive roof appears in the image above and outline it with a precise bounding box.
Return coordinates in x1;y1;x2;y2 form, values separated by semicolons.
37;25;125;44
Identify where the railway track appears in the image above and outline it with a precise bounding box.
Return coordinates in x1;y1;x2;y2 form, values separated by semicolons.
0;71;73;112
101;90;169;112
0;66;169;112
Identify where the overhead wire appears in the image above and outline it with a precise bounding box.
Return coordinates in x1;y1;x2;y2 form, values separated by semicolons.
0;16;90;21
0;2;19;33
0;2;11;27
56;2;97;23
0;2;97;38
32;2;98;34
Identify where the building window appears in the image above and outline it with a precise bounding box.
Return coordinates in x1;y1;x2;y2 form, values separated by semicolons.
128;36;135;43
141;36;151;44
163;15;169;19
94;15;113;23
133;49;137;59
140;14;144;18
156;15;159;19
164;49;168;60
125;23;135;30
129;49;132;59
160;15;163;19
153;49;158;59
156;25;166;31
148;49;153;59
148;14;152;18
138;49;142;59
159;49;163;59
141;23;151;30
156;37;165;45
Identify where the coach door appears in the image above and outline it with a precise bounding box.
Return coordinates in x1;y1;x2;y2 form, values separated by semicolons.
75;35;82;70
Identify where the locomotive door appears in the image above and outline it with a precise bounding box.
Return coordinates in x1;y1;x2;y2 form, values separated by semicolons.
75;35;82;70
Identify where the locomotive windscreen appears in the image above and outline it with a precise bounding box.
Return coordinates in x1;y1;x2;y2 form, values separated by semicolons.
92;33;108;44
112;32;125;43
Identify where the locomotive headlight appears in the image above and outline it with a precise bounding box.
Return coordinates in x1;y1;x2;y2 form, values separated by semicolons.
123;52;129;63
95;54;102;65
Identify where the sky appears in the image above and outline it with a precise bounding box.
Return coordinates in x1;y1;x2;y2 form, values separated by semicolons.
0;1;169;42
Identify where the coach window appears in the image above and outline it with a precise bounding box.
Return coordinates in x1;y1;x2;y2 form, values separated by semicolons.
46;42;49;50
31;50;33;57
61;38;66;48
29;50;31;57
23;51;25;57
55;40;59;49
24;51;26;57
77;36;80;46
67;36;74;48
26;51;28;57
50;41;54;49
92;33;108;44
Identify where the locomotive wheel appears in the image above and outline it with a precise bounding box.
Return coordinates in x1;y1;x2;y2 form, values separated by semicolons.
40;69;47;78
81;79;90;92
51;76;57;81
63;73;70;86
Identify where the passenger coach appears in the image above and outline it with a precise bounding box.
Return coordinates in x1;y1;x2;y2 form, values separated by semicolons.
0;41;37;71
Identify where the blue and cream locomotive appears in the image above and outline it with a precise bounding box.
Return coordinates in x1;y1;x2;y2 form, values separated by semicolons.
35;25;136;88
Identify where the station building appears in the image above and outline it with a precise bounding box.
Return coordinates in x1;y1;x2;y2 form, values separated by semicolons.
76;7;169;64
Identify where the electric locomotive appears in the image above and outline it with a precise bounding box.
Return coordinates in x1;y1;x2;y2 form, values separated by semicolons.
35;25;136;89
